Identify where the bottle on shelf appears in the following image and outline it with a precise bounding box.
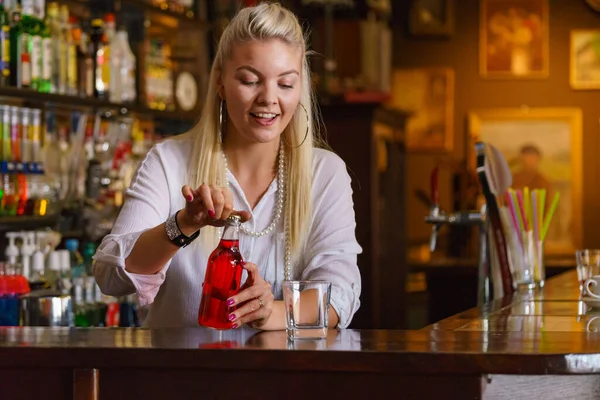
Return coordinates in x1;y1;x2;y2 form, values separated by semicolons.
104;13;116;102
63;7;76;95
72;276;89;326
39;9;51;93
65;238;84;278
73;23;92;97
0;0;10;86
24;1;42;91
9;4;30;88
90;18;108;100
114;25;136;103
46;2;62;93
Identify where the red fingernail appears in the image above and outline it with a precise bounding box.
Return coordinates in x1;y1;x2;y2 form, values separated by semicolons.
228;314;236;321
231;323;238;329
208;210;215;218
186;195;193;202
226;299;234;306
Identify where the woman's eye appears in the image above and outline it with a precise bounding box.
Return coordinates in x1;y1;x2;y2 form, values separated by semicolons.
279;84;294;89
241;80;258;86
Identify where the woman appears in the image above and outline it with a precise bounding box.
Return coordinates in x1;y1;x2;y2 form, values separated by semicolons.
93;3;362;329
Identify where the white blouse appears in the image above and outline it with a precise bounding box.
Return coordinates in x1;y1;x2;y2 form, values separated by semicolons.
92;134;362;329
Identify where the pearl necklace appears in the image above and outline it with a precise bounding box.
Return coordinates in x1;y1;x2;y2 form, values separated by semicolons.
221;141;292;280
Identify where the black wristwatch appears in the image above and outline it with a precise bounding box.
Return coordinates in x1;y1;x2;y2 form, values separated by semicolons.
165;210;200;247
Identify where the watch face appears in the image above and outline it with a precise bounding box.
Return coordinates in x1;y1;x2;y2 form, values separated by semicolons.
176;71;198;111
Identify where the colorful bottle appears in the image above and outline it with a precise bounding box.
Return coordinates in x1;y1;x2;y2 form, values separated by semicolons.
0;0;10;86
9;7;30;88
39;13;51;92
65;238;85;278
90;18;108;99
73;277;89;327
63;8;76;95
198;215;244;330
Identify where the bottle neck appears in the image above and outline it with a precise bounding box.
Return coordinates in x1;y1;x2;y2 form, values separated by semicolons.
220;223;239;246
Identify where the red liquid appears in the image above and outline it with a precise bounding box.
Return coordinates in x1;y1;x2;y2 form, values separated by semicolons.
198;239;243;330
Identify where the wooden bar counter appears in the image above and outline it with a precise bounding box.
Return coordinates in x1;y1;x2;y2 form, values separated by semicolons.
2;270;600;400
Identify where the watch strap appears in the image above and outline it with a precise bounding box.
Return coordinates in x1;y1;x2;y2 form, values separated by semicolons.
166;211;200;247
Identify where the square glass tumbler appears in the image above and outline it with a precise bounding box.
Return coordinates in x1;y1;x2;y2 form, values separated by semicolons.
282;280;331;340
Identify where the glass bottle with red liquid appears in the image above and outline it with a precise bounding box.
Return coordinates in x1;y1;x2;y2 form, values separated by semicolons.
198;215;243;329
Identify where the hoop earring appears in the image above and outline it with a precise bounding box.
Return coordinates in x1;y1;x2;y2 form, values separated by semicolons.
219;100;227;144
283;103;309;149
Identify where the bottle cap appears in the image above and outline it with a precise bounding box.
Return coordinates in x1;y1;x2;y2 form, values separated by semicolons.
226;215;241;225
65;238;79;252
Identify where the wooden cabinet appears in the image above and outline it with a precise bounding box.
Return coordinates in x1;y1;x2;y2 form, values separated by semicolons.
320;102;408;329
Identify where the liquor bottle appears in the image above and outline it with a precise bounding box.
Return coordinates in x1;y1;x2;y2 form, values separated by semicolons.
9;6;30;88
74;26;92;97
39;13;51;92
63;8;76;95
46;2;61;93
26;11;41;90
73;277;89;327
0;0;10;86
90;18;108;99
1;105;10;161
198;215;244;330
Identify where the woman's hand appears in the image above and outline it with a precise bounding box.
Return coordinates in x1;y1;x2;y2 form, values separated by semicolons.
226;262;274;329
177;183;251;235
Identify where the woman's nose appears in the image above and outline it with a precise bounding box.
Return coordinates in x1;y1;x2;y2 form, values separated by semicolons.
256;83;277;105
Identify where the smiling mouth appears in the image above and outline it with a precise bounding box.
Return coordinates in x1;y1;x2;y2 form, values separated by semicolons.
250;112;279;119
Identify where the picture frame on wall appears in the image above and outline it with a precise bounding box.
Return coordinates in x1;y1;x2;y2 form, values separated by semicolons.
480;0;549;79
468;107;583;256
408;0;455;37
570;29;600;90
386;67;454;153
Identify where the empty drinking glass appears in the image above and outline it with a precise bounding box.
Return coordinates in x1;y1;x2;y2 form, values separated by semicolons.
282;280;331;340
576;249;600;294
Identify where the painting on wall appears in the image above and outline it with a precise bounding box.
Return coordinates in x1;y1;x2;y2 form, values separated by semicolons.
386;68;454;153
468;108;583;256
480;0;549;78
409;0;455;37
570;29;600;89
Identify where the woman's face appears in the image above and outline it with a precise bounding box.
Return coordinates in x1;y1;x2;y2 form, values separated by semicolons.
220;39;303;145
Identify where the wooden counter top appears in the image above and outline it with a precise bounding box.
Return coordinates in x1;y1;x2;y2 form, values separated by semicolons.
2;270;600;400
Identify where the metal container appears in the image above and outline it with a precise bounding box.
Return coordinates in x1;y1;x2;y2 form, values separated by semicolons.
20;290;73;327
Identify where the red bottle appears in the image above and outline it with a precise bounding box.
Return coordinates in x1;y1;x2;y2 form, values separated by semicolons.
198;215;243;329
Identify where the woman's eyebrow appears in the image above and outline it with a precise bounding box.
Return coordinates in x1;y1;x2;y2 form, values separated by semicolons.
236;65;299;77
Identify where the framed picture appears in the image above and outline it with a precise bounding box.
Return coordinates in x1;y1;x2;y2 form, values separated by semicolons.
386;68;454;153
570;29;600;90
480;0;549;78
409;0;455;37
468;107;583;255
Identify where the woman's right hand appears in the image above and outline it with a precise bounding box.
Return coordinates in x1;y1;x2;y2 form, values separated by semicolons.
177;183;251;235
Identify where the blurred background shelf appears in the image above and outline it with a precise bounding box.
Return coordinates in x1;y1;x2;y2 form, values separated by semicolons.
0;87;199;121
0;215;61;231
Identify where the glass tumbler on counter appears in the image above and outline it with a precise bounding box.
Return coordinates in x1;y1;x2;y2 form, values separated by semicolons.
576;249;600;295
283;280;331;340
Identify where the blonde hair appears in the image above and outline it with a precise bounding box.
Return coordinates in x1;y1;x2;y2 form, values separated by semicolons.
186;3;324;264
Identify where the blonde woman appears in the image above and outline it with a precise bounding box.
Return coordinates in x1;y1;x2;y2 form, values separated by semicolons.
93;3;362;329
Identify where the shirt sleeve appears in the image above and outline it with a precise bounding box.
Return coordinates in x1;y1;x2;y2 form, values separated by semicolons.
92;144;172;306
300;153;363;329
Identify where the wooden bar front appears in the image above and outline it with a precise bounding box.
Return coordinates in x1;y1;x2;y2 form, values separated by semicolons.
2;270;600;399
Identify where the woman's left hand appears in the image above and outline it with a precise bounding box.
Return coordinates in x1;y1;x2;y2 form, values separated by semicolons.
227;262;274;329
